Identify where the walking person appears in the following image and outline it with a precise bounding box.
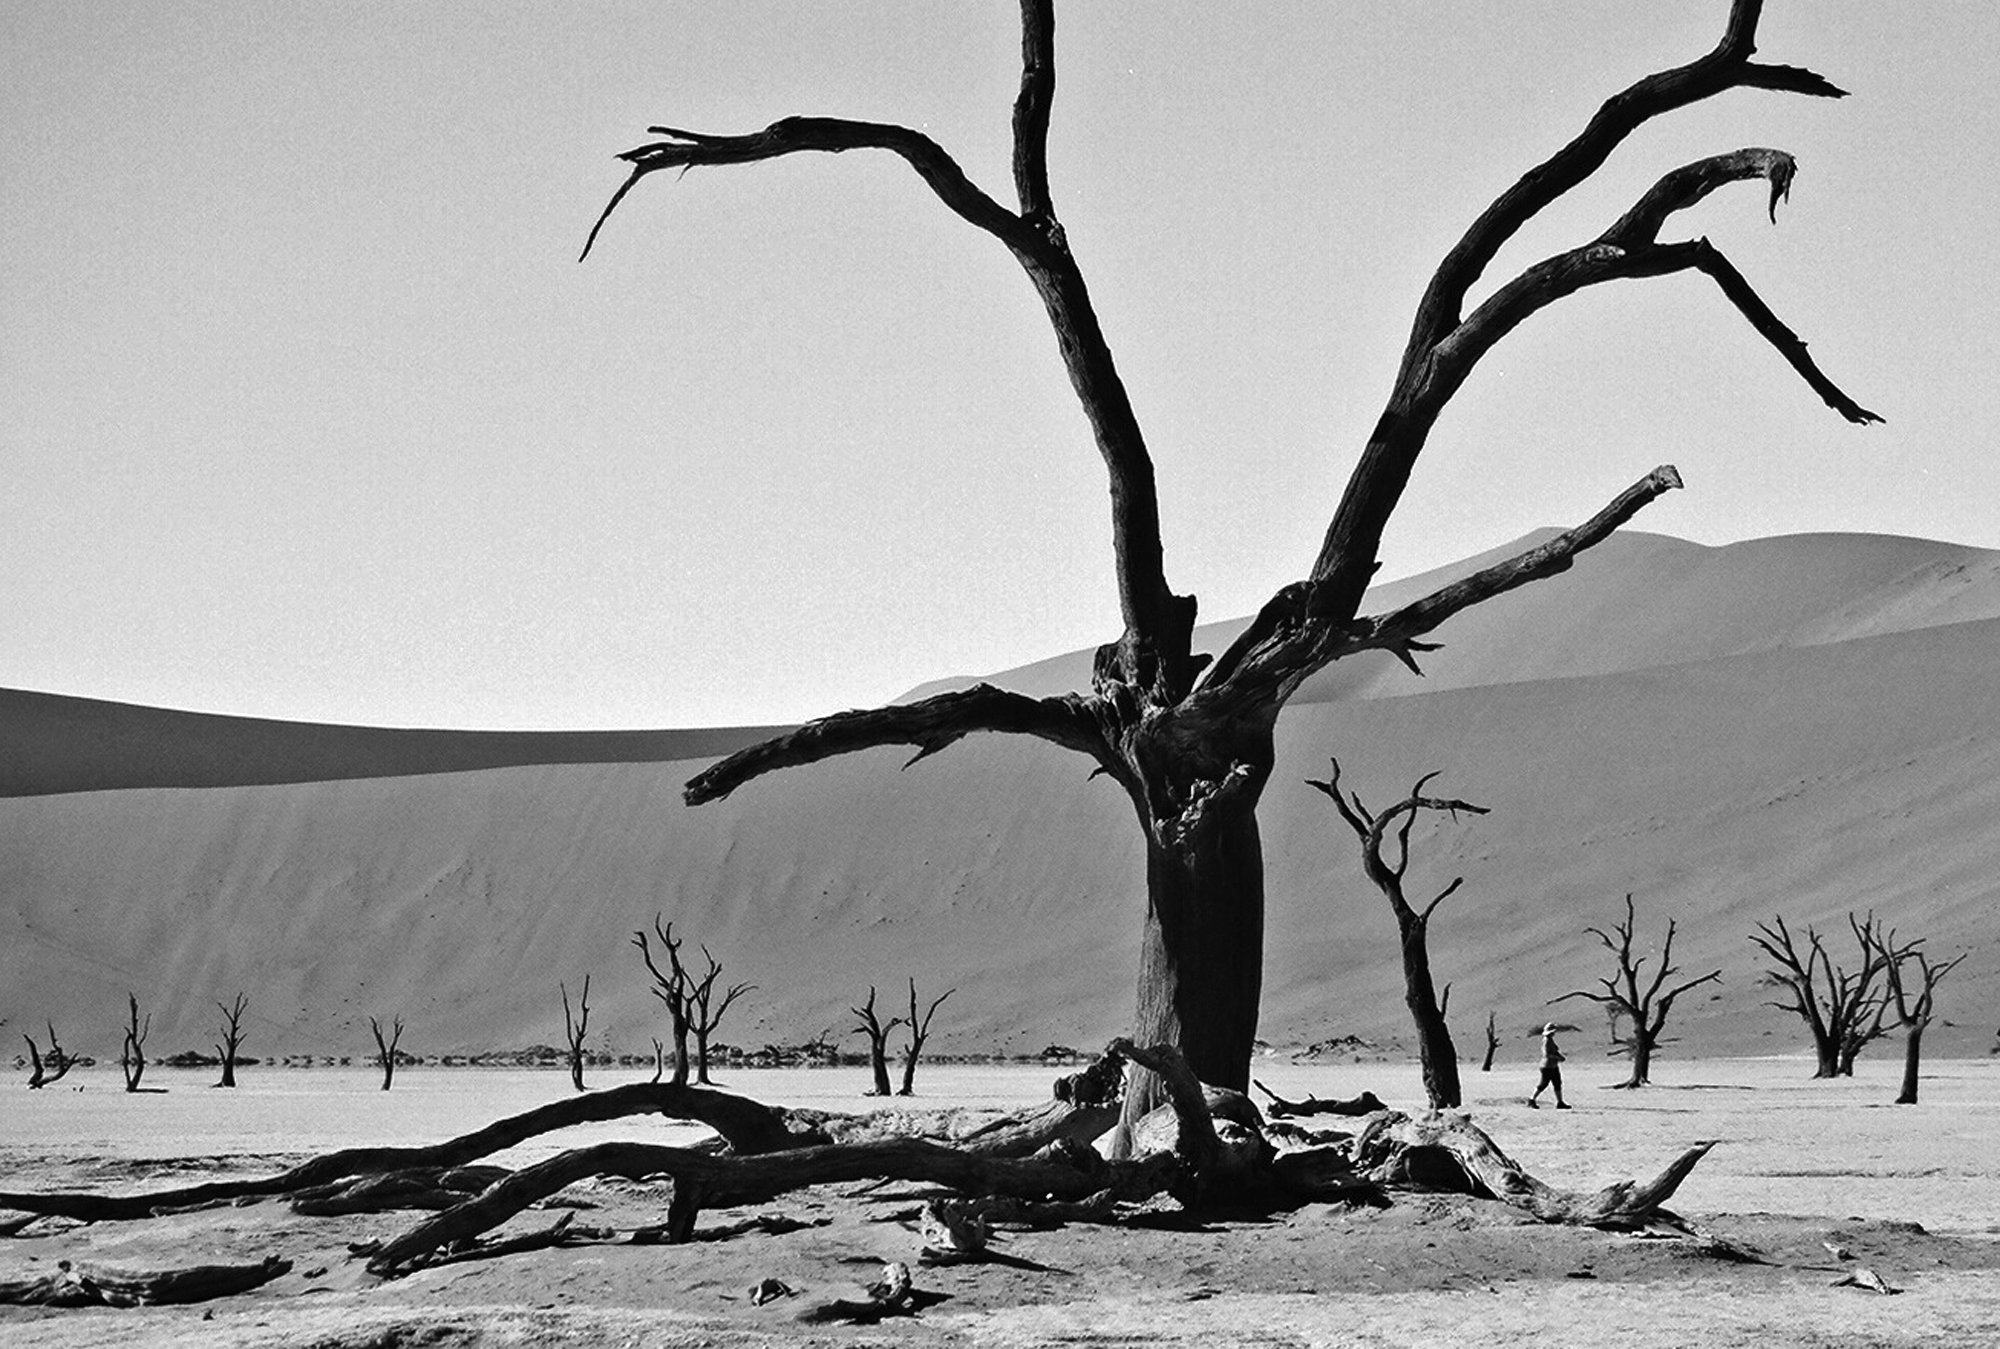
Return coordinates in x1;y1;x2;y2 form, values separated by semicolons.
1528;1021;1570;1109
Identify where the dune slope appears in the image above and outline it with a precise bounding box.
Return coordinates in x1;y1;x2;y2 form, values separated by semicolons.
3;530;1996;1066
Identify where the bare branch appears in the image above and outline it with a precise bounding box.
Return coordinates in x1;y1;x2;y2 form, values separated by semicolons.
685;684;1114;804
1011;0;1055;219
1417;1;1846;342
583;117;1019;263
1351;465;1685;672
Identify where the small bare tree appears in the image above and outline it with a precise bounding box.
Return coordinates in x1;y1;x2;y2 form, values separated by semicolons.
687;947;753;1085
119;993;149;1093
369;1015;405;1091
898;978;956;1096
1553;895;1720;1088
213;993;249;1088
1869;924;1968;1106
1480;1012;1500;1074
1750;913;1891;1078
852;987;903;1097
560;977;591;1092
1308;758;1487;1109
632;917;696;1086
23;1022;74;1090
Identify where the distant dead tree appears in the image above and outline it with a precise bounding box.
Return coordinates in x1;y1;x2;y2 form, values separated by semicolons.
1308;758;1487;1109
560;977;591;1092
369;1016;405;1091
898;978;956;1096
213;993;249;1088
23;1022;74;1090
119;993;149;1094
687;946;753;1085
1869;923;1968;1106
1480;1012;1500;1073
1552;895;1720;1088
632;917;697;1086
852;987;904;1097
1750;913;1892;1078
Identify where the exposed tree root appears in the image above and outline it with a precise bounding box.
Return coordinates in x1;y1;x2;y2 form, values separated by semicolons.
1354;1111;1714;1227
0;1081;826;1222
1254;1079;1388;1118
3;1040;1722;1311
0;1255;291;1307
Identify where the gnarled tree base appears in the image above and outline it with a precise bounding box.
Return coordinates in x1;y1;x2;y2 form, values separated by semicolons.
1;1042;1718;1302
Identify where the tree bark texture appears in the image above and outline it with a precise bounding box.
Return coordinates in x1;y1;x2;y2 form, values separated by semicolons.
1130;774;1268;1100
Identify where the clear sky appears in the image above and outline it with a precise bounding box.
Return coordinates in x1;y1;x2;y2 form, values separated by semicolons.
5;4;1997;730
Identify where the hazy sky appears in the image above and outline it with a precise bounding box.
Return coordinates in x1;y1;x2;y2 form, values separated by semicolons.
6;4;1997;730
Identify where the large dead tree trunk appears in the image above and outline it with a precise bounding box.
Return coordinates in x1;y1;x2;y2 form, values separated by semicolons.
1554;895;1720;1088
588;2;1876;1100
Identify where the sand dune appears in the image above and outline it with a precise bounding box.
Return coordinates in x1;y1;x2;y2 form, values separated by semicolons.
3;529;1996;1068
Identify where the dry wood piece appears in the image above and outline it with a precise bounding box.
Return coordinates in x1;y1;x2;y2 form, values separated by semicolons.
1252;1080;1387;1119
0;1255;291;1307
796;1261;948;1325
0;1080;820;1222
1355;1111;1714;1228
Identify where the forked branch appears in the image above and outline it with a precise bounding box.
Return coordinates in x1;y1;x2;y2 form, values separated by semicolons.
685;683;1114;804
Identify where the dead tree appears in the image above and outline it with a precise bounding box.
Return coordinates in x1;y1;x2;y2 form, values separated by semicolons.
213;993;249;1088
1750;913;1891;1078
369;1016;405;1091
23;1023;74;1090
687;946;753;1085
852;986;903;1097
560;977;590;1092
119;993;149;1093
1869;924;1967;1105
1552;895;1720;1088
1308;758;1487;1109
632;917;696;1086
584;3;1876;1110
1480;1012;1501;1073
898;979;956;1096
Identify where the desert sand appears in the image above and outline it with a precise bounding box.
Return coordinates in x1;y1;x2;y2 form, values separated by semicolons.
2;1057;1998;1346
2;528;1996;1065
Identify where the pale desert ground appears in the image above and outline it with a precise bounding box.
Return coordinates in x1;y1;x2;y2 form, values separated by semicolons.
3;1055;1999;1346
